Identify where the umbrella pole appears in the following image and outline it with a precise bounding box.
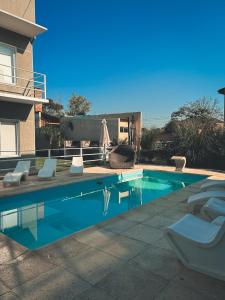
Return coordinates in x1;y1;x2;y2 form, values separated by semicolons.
103;144;106;166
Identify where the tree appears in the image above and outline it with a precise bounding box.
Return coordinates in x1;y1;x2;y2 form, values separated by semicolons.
40;124;62;148
171;120;215;165
141;128;161;150
67;92;91;116
164;97;223;136
43;98;64;116
40;99;64;148
171;97;222;123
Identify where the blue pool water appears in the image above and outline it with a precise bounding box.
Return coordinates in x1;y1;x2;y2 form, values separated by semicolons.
0;170;206;249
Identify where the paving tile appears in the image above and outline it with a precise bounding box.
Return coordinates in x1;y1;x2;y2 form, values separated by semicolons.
12;266;91;300
0;280;10;296
155;281;212;300
120;209;150;222
99;217;137;233
143;215;174;229
138;203;167;216
160;208;185;221
36;237;90;266
155;237;172;251
0;235;27;265
73;229;117;249
76;287;116;300
132;246;179;280
0;252;55;289
121;223;163;244
96;261;168;300
173;267;225;300
149;197;178;208
0;292;20;300
101;235;148;260
63;247;125;285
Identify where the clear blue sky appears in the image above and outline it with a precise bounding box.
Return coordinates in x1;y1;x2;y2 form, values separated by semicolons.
34;0;225;127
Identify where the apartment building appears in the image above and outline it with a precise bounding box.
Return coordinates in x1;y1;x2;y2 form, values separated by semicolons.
0;0;47;159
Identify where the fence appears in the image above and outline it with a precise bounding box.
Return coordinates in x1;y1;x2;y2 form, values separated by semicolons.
0;62;46;99
0;146;106;174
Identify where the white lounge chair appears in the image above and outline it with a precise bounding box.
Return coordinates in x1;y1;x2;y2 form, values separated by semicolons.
3;160;31;187
165;213;225;281
201;198;225;220
187;191;225;212
201;180;225;191
69;156;83;176
38;158;57;180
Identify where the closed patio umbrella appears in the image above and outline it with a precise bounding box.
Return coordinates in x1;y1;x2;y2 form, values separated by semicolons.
99;119;111;148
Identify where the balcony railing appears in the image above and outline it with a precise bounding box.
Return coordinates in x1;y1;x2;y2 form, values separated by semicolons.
0;63;46;99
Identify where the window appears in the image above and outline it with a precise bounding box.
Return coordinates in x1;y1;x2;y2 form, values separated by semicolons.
120;127;129;133
0;42;16;84
0;121;19;157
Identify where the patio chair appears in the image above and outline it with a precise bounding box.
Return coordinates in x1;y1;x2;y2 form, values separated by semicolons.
69;156;84;176
165;213;225;281
201;198;225;220
3;160;31;187
187;190;225;212
201;180;225;191
109;145;136;169
38;158;57;180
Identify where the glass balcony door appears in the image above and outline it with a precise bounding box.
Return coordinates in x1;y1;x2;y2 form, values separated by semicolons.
0;121;18;157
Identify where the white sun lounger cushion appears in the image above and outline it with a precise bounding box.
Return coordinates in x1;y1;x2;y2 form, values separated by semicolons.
3;172;23;185
187;191;225;211
165;214;225;281
38;159;57;179
201;198;225;220
201;180;225;191
70;156;84;175
167;214;223;246
3;161;31;186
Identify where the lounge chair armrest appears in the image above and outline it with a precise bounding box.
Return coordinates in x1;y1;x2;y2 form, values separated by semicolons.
212;216;225;226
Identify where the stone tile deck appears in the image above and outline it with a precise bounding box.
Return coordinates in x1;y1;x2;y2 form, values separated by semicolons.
0;164;225;299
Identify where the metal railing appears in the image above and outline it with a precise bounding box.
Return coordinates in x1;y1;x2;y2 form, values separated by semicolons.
0;146;106;174
0;63;46;99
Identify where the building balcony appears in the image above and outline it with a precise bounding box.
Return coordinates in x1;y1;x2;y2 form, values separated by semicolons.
0;63;48;105
0;9;47;38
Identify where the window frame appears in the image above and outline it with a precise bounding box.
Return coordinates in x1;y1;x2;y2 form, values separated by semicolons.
0;41;17;85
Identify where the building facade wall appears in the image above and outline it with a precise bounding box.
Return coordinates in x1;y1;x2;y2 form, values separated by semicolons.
0;0;36;158
0;27;33;96
119;120;129;142
62;118;119;143
0;0;35;22
97;112;142;150
0;101;35;155
0;0;35;95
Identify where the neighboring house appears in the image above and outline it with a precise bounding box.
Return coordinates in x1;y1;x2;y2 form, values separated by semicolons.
61;112;142;150
0;0;48;161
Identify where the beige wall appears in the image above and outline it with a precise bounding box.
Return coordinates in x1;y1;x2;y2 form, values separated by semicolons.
61;118;119;143
97;112;142;150
0;101;35;155
0;1;36;156
61;112;142;150
0;0;35;96
0;28;33;96
0;0;35;22
119;120;129;142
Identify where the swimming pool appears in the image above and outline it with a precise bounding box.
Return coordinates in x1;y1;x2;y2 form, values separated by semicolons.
0;170;206;249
